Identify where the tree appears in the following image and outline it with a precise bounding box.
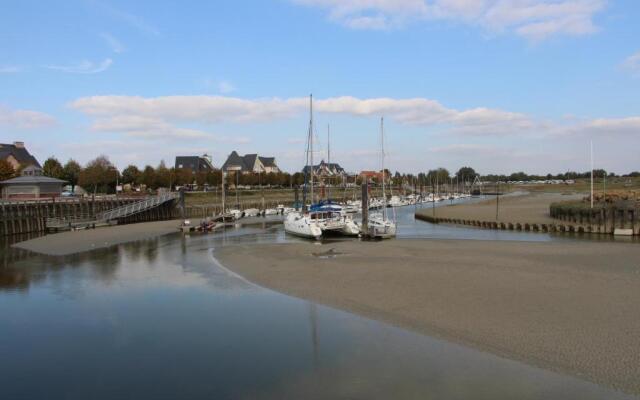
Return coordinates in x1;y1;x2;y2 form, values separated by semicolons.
155;161;171;189
0;159;16;181
140;165;156;189
508;171;528;182
175;167;194;186
62;159;82;192
195;171;207;187
121;165;141;185
78;155;115;194
455;166;476;182
42;157;64;179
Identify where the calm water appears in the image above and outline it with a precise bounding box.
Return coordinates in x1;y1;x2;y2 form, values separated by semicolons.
1;205;637;399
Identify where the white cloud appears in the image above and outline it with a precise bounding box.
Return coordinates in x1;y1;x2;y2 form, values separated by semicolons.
45;58;113;74
0;65;22;73
91;115;211;139
70;95;304;123
563;117;640;136
71;94;533;136
292;0;606;40
101;33;125;53
78;107;253;143
69;94;640;146
0;105;56;129
315;96;537;135
621;51;640;76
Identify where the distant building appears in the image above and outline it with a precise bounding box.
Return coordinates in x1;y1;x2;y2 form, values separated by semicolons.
174;154;214;173
359;170;384;181
303;160;346;178
0;141;40;170
221;151;280;174
1;165;66;200
359;170;391;182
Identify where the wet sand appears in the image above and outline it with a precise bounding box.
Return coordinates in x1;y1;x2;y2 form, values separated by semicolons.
216;239;640;395
13;220;181;256
418;192;582;224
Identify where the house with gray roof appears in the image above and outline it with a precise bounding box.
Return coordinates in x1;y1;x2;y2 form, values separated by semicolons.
1;165;66;200
175;154;214;173
302;160;346;178
221;151;280;174
0;142;40;170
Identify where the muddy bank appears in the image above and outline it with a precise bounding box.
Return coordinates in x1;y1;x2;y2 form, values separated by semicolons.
216;239;640;395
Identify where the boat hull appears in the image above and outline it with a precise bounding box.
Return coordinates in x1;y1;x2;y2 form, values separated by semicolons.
284;213;322;240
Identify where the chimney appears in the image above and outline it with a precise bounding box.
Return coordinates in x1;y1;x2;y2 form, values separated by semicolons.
13;141;25;148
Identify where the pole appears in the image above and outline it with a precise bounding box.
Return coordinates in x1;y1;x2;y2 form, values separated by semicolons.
361;181;369;237
590;140;594;209
603;170;606;203
179;188;185;219
496;181;500;221
432;178;435;217
327;124;331;200
260;171;264;211
381;117;387;220
221;170;226;214
235;171;239;209
309;94;314;206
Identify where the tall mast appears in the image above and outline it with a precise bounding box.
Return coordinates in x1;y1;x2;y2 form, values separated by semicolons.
309;94;314;205
590;140;594;209
327;124;331;200
381;117;386;220
221;170;226;213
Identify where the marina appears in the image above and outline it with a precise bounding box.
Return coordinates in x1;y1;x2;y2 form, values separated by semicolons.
3;2;640;398
2;209;639;399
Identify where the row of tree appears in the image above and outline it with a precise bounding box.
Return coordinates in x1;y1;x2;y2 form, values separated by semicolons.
38;155;311;194
4;155;638;195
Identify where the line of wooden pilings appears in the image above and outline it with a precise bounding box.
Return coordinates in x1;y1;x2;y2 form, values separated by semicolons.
415;212;639;236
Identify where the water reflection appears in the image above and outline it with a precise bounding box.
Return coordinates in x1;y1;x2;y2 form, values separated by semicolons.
0;222;637;399
1;195;635;294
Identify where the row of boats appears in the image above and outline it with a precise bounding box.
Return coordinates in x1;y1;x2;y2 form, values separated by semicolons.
281;191;472;241
343;192;473;211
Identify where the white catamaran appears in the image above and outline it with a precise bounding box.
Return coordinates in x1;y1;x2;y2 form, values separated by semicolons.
368;117;397;239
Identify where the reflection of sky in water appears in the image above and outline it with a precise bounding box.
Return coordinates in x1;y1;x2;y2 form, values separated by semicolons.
0;211;637;399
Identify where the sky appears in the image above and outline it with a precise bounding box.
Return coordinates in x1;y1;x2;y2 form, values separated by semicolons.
0;0;639;175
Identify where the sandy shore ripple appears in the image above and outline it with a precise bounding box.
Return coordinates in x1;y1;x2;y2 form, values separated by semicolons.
216;239;640;395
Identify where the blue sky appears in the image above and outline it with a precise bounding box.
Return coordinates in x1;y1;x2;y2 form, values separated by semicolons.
1;0;639;174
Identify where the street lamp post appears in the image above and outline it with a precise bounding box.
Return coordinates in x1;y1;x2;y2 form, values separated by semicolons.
496;181;500;221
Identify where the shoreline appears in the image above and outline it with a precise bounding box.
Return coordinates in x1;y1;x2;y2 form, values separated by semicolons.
216;239;640;395
12;219;182;256
417;192;582;225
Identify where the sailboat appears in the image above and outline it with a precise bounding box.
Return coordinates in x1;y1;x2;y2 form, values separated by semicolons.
284;95;323;240
368;117;397;239
316;124;360;236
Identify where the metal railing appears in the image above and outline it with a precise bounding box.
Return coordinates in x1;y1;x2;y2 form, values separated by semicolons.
96;192;179;221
